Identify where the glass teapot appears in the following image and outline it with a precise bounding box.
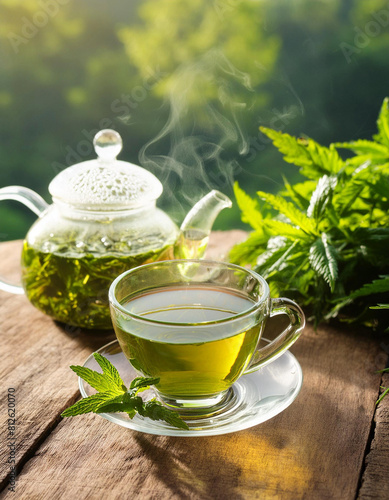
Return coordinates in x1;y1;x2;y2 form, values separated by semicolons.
0;130;231;329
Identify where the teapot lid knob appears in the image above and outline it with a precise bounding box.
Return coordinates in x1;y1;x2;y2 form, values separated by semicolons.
49;128;163;210
93;129;123;161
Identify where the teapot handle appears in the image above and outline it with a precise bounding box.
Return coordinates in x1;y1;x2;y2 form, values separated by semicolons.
0;186;49;295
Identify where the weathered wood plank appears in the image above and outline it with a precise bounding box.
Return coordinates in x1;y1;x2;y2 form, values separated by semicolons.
0;232;244;491
0;240;115;490
358;370;389;500
0;235;386;499
1;322;384;500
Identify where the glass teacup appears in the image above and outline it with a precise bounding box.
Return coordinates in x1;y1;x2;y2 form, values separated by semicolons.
109;260;305;417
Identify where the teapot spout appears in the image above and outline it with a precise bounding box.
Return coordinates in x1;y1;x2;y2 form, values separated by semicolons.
175;190;232;259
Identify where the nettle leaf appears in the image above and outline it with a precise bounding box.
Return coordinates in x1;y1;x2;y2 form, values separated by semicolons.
260;127;311;167
263;219;310;240
366;176;389;207
350;276;389;300
354;228;389;266
260;127;344;179
307;175;337;221
333;179;365;217
257;191;317;236
258;242;312;298
229;230;268;267
309;233;338;291
282;178;316;211
256;236;289;273
333;161;381;216
335;139;389;163
301;141;344;178
374;97;389;148
233;182;263;230
256;239;310;281
264;240;299;277
232;99;389;328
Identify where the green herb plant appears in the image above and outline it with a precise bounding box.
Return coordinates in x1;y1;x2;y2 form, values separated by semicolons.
61;353;189;430
230;98;389;330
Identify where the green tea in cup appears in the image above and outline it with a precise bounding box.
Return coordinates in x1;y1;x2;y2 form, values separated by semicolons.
109;260;305;416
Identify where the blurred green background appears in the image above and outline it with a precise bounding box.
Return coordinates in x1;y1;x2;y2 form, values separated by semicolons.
1;0;388;240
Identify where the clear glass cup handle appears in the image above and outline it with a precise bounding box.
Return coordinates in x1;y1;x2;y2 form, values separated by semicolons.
245;297;305;373
0;186;49;295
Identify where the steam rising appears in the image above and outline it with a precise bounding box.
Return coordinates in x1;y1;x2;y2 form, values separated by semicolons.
139;50;255;218
138;50;303;220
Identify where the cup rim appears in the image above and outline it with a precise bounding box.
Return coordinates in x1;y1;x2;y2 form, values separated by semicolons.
108;259;269;327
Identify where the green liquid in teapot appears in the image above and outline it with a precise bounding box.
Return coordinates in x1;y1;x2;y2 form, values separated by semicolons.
21;241;174;329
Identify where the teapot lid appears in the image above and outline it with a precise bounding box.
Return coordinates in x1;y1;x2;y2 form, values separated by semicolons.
49;130;163;210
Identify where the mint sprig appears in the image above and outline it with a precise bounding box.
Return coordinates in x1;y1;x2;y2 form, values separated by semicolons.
61;353;189;430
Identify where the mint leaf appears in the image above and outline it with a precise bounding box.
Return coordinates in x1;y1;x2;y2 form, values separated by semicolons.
61;391;120;417
96;396;141;415
139;400;189;430
129;358;144;372
62;354;188;430
97;396;189;430
130;377;160;391
93;353;126;392
69;365;118;394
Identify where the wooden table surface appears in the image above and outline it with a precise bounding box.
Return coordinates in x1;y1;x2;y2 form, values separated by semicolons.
0;233;388;500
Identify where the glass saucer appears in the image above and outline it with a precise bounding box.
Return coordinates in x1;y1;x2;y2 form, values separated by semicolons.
79;339;303;437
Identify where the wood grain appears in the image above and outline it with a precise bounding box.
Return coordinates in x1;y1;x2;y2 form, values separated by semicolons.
358;370;389;499
0;240;115;491
0;232;244;491
0;234;386;499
